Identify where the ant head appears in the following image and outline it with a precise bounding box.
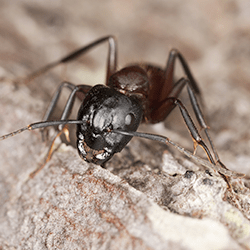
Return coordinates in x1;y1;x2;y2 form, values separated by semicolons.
76;85;143;165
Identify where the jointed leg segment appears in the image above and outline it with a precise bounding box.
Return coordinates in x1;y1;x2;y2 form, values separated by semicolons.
17;36;117;86
160;50;225;167
29;82;92;177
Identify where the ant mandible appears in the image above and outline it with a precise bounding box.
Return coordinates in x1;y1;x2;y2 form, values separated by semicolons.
0;36;242;179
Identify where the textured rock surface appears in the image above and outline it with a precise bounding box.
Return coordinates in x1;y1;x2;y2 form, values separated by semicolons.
0;0;250;249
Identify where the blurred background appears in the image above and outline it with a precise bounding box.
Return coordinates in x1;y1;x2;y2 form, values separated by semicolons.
0;0;250;174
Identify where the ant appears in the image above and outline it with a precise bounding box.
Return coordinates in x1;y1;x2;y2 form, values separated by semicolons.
0;36;242;179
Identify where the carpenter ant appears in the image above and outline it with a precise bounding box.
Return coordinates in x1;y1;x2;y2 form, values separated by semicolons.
0;36;242;178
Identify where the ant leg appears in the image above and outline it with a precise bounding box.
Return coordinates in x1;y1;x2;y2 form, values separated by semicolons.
0;83;91;142
167;76;226;168
151;77;187;122
61;84;92;119
41;81;74;141
170;97;215;164
44;83;91;136
156;94;234;185
43;82;91;122
43;82;76;122
152;78;216;164
163;52;225;166
186;86;228;170
17;36;117;85
158;78;223;166
162;49;202;103
30;84;91;177
29;126;69;178
46;83;91;144
41;82;91;140
46;83;89;144
157;93;235;187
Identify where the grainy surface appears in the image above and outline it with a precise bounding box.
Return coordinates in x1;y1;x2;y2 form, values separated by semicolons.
0;1;250;249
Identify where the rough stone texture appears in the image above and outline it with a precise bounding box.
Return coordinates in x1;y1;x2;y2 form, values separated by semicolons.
0;1;250;249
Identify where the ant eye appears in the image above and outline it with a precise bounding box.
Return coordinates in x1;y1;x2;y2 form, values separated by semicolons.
125;113;135;126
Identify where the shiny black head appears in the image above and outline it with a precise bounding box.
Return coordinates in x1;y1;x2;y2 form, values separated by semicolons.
76;85;143;165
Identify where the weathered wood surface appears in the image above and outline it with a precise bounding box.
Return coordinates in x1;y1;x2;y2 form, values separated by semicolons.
0;1;250;249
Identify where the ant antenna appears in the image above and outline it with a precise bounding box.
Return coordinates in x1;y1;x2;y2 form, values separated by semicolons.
0;120;83;141
0;120;244;178
112;129;244;178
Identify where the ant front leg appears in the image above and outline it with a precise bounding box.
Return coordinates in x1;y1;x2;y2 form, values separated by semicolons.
45;82;92;123
30;83;91;177
186;86;224;167
156;76;234;184
40;82;91;140
41;81;76;141
154;78;215;164
44;82;92;142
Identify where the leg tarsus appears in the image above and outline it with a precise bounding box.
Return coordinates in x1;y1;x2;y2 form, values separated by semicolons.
32;83;91;177
29;126;69;178
187;86;223;164
156;96;217;165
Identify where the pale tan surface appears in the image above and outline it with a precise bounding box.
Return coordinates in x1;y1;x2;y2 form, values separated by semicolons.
0;1;250;249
